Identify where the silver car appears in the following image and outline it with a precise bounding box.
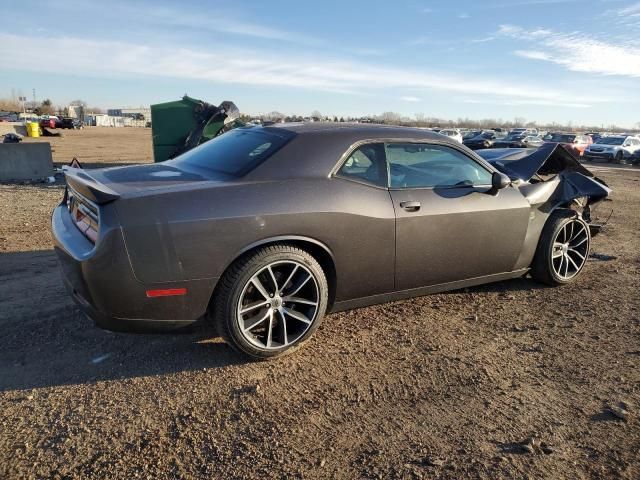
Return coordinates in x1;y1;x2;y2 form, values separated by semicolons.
584;135;640;163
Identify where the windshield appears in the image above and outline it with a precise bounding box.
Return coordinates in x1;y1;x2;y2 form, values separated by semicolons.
596;137;625;145
549;134;576;143
170;127;294;176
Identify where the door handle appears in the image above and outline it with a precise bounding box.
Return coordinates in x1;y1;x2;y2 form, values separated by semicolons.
400;201;421;212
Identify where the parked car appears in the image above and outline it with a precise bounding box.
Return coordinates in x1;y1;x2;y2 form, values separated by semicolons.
40;117;57;129
630;148;640;165
509;128;538;136
545;132;592;156
493;134;544;149
60;118;84;129
463;130;505;150
438;128;463;143
584;135;640;164
463;130;482;141
52;124;610;359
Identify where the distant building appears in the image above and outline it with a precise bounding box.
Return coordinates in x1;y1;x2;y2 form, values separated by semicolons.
68;105;84;119
107;107;151;121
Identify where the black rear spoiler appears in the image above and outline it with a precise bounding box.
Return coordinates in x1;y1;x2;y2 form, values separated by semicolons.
64;168;120;204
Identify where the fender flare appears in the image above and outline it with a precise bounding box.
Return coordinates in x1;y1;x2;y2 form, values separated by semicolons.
224;235;336;272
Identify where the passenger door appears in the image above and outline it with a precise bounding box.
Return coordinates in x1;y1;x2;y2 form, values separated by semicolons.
387;142;531;291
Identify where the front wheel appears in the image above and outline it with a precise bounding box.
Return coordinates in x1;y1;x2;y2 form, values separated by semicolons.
530;212;591;286
212;245;328;359
615;151;624;164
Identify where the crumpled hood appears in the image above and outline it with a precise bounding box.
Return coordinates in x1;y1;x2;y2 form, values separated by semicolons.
485;143;592;180
479;143;612;206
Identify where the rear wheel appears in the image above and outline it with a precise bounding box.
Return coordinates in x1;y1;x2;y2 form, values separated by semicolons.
530;212;591;286
212;245;328;359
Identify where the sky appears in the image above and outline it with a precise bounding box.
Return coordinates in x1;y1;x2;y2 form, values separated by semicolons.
1;0;640;127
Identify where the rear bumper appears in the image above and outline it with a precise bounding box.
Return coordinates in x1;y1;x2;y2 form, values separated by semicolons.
52;203;217;332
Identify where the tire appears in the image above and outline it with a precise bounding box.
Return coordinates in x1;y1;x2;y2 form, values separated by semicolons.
530;211;591;286
212;244;328;359
615;151;624;164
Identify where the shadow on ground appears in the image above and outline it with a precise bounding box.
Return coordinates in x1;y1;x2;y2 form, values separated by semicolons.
0;250;245;393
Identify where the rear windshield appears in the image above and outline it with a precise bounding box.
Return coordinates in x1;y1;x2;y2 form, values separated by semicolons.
171;127;294;176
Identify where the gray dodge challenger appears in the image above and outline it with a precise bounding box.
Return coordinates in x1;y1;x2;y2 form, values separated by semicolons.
52;123;610;359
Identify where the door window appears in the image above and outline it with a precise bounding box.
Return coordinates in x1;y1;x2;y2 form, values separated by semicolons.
386;143;492;188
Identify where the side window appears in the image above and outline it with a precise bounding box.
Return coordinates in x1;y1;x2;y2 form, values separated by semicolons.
337;143;387;187
386;143;493;189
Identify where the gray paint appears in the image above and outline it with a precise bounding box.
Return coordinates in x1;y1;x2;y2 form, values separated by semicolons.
51;123;611;330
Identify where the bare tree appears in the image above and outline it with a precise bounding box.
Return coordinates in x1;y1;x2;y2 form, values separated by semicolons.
380;111;402;124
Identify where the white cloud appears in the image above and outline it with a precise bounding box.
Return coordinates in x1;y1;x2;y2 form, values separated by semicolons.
499;24;640;77
458;13;470;19
513;50;552;61
0;33;601;108
618;2;640;16
401;96;421;102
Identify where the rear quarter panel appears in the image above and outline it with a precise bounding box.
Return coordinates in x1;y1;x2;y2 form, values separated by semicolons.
115;178;396;302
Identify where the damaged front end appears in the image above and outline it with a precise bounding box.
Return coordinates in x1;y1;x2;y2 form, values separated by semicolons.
480;143;612;235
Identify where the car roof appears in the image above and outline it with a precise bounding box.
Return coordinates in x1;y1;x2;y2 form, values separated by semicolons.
247;122;468;180
266;122;443;140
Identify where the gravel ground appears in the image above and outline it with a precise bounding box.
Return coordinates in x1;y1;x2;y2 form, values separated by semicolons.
1;129;639;479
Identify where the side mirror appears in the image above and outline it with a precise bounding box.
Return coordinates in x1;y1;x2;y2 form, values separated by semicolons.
491;171;511;191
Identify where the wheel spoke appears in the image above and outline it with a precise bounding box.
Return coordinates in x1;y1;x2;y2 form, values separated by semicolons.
570;224;586;242
572;234;588;248
243;310;270;332
566;253;580;272
251;277;271;300
564;254;570;277
568;248;585;261
267;265;279;292
265;310;274;348
567;221;574;243
283;296;318;306
278;309;288;346
240;300;268;315
280;265;299;294
283;307;312;324
555;254;564;277
287;272;312;297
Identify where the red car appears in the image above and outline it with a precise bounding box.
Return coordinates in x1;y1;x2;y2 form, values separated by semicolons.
544;133;593;157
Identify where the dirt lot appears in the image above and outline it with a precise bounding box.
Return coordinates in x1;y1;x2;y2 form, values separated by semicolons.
1;128;639;479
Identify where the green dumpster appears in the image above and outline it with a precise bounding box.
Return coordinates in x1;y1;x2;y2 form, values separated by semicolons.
150;96;239;163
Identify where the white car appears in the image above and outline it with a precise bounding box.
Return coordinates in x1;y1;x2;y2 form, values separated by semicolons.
439;129;463;143
584;135;640;164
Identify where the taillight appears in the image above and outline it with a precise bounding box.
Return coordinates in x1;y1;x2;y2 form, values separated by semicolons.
67;186;99;243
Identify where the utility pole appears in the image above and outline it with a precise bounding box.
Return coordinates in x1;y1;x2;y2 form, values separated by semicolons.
32;88;36;110
19;96;26;119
